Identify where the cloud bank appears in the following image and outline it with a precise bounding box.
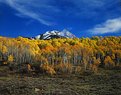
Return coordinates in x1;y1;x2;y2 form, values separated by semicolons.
88;17;121;35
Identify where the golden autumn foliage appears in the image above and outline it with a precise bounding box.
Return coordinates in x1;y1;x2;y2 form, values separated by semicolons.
55;63;73;74
89;57;100;73
104;56;115;68
8;55;14;62
27;64;31;71
2;46;8;54
0;36;121;75
40;63;56;75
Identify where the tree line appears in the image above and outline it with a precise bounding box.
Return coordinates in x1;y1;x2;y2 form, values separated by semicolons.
0;36;121;75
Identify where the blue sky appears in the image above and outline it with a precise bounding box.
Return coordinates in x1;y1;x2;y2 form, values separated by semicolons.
0;0;121;38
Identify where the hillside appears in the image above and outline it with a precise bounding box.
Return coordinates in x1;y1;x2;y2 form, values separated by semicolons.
0;36;121;94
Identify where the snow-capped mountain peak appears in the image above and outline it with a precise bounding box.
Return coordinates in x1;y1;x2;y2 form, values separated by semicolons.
35;29;76;40
60;29;76;38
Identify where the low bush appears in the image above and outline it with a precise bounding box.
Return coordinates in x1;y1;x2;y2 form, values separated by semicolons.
40;63;56;75
55;63;72;74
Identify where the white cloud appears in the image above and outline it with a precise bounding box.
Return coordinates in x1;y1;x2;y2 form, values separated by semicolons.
88;17;121;35
0;0;119;26
0;0;60;26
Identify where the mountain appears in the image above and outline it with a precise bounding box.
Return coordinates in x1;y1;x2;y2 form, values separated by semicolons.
34;29;76;40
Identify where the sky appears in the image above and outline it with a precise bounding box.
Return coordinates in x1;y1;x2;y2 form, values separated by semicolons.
0;0;121;38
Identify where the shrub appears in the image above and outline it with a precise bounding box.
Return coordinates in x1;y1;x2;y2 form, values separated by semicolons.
55;63;72;74
40;63;56;75
90;64;98;74
74;66;82;74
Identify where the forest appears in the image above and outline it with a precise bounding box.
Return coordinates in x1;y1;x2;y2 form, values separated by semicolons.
0;36;121;95
0;36;121;75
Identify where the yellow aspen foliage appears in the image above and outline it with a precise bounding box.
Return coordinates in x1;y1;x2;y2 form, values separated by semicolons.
27;64;31;71
104;56;115;68
89;57;100;73
8;55;14;62
93;57;100;66
0;35;121;74
111;54;115;60
40;63;56;75
2;46;7;54
55;63;73;74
